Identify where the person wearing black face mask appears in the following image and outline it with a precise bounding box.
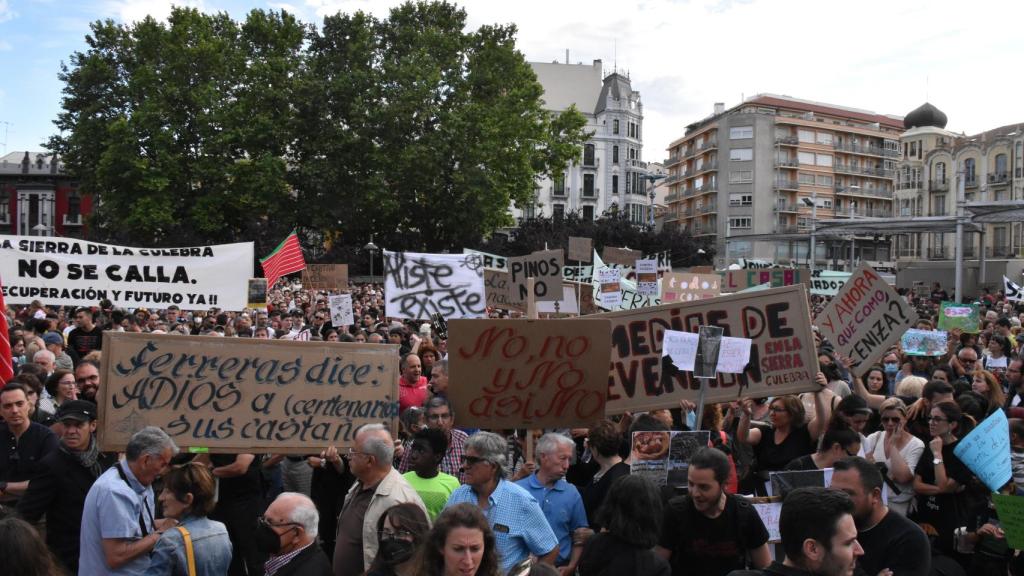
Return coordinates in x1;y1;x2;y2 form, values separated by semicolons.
366;503;431;576
258;492;331;576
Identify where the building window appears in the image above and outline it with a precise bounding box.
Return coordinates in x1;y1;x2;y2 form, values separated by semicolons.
815;174;833;186
730;148;752;161
553;173;566;195
694;176;704;189
629;148;636;160
583;205;595;221
965;158;976;182
613;119;620;135
67;190;81;219
613;146;619;163
798;151;815;165
553;203;565;219
729;193;752;206
909;141;917;157
583;144;595;166
798;172;815;185
798;129;815;143
815;154;833;167
995;153;1008;176
730;126;753;139
932;195;946;216
612;175;619;194
728;170;753;183
625;171;632;194
728;217;752;229
1016;142;1023;178
935;162;946;183
816;132;833;145
583;174;595;197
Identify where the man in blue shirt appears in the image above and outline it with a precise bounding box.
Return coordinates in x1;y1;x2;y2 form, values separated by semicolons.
445;431;559;574
516;432;589;575
79;426;178;575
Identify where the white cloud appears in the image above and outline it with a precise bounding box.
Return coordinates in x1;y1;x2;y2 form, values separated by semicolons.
0;0;16;23
102;0;206;24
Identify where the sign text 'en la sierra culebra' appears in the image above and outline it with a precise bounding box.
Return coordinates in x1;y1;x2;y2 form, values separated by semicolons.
98;333;399;453
0;236;253;309
447;319;611;429
592;284;819;413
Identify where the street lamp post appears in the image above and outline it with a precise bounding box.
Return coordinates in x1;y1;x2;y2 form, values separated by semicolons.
801;193;817;274
364;235;379;282
646;173;666;229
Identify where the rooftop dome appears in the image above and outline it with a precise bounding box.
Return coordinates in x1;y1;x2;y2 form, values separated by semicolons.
904;102;948;130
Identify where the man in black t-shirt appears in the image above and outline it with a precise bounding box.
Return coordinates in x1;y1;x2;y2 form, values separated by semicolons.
66;307;104;361
830;457;930;576
658;448;771;576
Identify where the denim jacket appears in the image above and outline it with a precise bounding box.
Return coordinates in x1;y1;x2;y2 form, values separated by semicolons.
144;515;232;576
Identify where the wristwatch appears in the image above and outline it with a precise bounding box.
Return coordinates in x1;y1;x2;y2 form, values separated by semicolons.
933;458;944;465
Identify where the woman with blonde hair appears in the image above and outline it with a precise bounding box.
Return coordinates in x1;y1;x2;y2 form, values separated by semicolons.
863;397;925;516
972;369;1005;415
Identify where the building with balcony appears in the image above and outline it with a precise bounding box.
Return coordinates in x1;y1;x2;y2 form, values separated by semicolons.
0;151;90;237
514;58;649;225
663;94;902;269
894;102;1024;262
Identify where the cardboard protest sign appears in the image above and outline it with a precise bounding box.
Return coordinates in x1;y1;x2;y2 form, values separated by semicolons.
328;293;354;327
815;264;918;375
630;431;710;487
0;236;253;309
717;337;753;373
509;249;565;303
1005;276;1024;302
593;284;819;413
900;329;947;356
938;301;980;333
383;251;486;319
484;269;524;313
597;268;622;308
953;409;1012;492
301;264;348;290
447;319;611;429
722;268;810;292
537;286;580;316
913;283;930;299
563;280;599;315
811;270;851;297
753;502;783;543
636;259;659;296
993;494;1024;550
463;248;508;271
98;332;399;453
602;246;642;267
247;278;267;311
568;237;592;262
662;273;721;302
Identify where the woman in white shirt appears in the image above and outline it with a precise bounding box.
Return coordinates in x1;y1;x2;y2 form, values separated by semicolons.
863;397;925;516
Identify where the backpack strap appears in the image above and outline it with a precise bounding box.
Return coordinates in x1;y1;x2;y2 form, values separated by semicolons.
176;526;197;576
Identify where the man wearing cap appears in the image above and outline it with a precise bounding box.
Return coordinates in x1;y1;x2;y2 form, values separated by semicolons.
43;331;75;371
18;399;117;574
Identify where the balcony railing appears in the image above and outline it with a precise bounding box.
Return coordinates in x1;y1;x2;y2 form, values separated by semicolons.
988;173;1010;185
63;214;83;226
663;155;685;166
682;208;693;216
663;173;684;186
927;248;948;260
773;204;800;213
693;161;718;175
833;142;891;157
581;187;599;199
682;187;695;197
897;182;920;190
699;204;718;214
664;192;681;203
696;183;718;194
774;180;800;190
582;157;599;168
928;180;949;192
965;177;978;188
987;245;1016;258
698;139;718;152
775;158;799;168
551;186;567;197
778;225;800;234
775;136;798;146
834;185;892;199
629;159;648;169
833;164;894;178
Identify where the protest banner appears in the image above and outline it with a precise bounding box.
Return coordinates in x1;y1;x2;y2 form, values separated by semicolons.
810;270;851;297
593;284;819;413
815;264;918;375
98;332;399;453
328;293;354;327
301;264;348;290
722;268;810;292
484;269;524;313
510;249;564;303
463;248;508;271
737;258;774;269
446;319;611;429
993;494;1024;550
383;251;486;320
597;268;622;308
562;249;671;284
568;237;592;262
602;246;642;267
662;273;721;302
901;329;947;356
247;278;267;311
630;431;710;487
1005;276;1024;302
0;236;253;309
953;409;1012;493
636;259;659;296
938;301;980;333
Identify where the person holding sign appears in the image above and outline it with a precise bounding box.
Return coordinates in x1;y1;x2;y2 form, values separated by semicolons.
862;398;925;517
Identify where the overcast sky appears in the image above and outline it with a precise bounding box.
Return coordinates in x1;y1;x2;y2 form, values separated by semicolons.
2;0;1022;160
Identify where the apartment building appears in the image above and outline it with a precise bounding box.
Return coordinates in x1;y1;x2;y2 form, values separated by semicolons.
0;151;90;237
663;95;903;269
515;59;651;225
894;102;1024;262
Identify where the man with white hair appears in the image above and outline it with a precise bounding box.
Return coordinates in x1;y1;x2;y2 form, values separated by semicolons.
33;348;56;377
332;423;426;576
260;492;331;576
515;432;589;575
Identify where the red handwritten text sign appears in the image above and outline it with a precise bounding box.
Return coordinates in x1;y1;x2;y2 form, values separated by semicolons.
447;319;612;428
591;284;819;414
722;268;810;292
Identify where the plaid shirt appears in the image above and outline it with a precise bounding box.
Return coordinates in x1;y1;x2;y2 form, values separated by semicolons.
399;428;468;483
264;542;313;576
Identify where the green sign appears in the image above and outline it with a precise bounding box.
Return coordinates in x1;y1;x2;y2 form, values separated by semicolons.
937;301;980;333
993;494;1024;550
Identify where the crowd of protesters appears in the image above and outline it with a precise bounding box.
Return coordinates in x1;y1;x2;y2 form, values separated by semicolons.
3;276;1024;576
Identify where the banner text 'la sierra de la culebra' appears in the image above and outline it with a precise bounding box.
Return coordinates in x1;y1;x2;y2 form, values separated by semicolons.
592;284;819;413
98;333;399;453
0;236;253;310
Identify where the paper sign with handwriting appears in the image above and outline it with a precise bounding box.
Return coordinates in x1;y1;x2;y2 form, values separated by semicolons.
938;301;980;333
662;331;751;375
901;329;947;356
598;268;622;308
636;259;659;296
662;273;721;302
510;249;565;303
815;264;918;375
568;237;593;262
723;268;810;292
447;319;611;428
328;294;354;327
301;264;348;290
953;409;1012;493
384;251;486;319
593;284;819;413
98;332;399;453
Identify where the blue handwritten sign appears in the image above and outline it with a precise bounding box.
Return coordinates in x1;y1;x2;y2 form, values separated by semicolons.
954;409;1012;492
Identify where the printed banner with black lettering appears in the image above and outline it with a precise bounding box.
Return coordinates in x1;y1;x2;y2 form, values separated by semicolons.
98;332;399;453
383;251;486;320
592;284;819;413
0;236;253;309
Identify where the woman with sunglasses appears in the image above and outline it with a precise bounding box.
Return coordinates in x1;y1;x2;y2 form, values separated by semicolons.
366;503;431;576
147;463;232;575
863;397;924;516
